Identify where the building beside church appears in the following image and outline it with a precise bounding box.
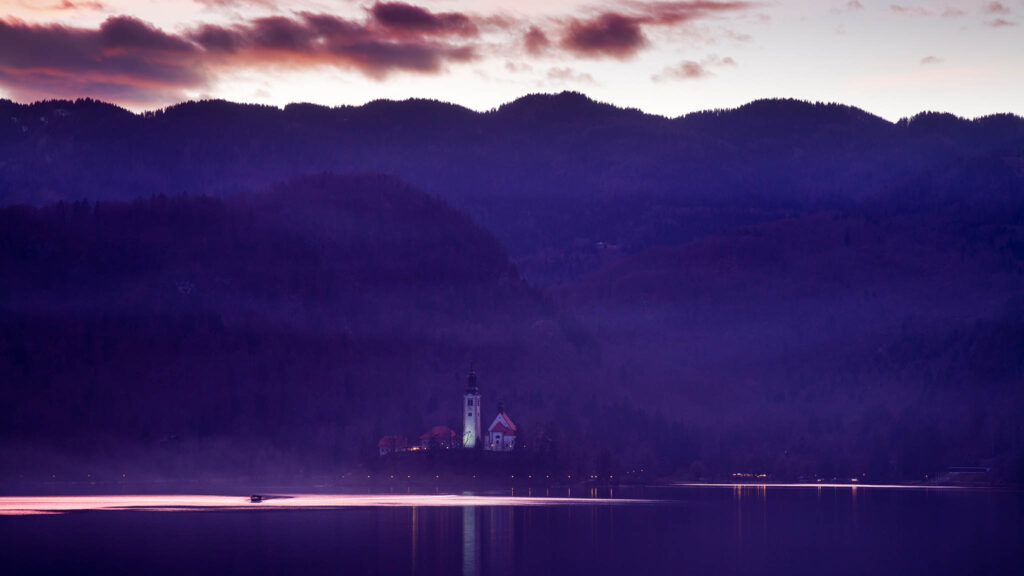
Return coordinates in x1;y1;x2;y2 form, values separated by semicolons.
420;425;458;449
486;404;517;452
378;435;407;456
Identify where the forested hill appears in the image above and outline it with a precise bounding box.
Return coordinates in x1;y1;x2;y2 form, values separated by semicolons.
0;174;599;479
2;93;1021;283
551;153;1024;482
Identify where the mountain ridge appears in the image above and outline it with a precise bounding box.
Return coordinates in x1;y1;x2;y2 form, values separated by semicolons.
6;92;1021;124
4;92;1022;284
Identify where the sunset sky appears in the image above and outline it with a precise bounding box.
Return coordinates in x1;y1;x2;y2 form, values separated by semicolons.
0;0;1020;119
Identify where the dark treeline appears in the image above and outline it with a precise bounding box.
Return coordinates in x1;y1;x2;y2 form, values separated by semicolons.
2;93;1022;283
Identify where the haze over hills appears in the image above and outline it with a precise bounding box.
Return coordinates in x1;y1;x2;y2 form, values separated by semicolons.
1;93;1023;483
551;144;1024;479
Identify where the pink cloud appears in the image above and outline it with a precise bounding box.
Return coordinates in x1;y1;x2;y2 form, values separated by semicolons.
559;1;756;59
983;2;1011;15
523;25;551;55
985;17;1017;27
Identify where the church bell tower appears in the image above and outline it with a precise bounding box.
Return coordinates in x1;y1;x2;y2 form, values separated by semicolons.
463;366;481;448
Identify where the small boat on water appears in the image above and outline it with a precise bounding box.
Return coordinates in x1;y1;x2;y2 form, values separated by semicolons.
250;495;263;503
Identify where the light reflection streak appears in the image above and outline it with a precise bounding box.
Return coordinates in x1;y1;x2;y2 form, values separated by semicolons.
411;506;418;574
0;494;653;516
674;483;963;490
463;506;479;576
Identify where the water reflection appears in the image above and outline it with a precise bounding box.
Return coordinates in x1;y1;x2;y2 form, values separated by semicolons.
411;506;417;574
463;506;478;576
457;505;520;576
1;487;1020;576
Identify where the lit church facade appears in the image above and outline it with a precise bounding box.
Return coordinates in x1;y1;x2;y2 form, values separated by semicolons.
462;367;516;452
463;369;482;448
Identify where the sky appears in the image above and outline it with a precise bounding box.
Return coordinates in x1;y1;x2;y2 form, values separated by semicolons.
0;1;1020;120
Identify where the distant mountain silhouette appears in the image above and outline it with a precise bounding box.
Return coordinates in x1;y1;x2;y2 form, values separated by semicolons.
2;93;1021;283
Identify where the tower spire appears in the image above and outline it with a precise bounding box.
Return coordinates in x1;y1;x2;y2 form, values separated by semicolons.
465;362;478;393
462;363;481;448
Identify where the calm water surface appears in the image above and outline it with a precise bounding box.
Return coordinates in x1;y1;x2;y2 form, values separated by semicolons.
1;485;1022;575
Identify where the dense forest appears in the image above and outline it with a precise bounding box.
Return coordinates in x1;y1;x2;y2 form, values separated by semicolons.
0;175;594;480
1;94;1023;485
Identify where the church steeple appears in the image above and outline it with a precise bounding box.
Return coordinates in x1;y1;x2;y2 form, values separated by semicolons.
462;363;482;448
465;363;478;394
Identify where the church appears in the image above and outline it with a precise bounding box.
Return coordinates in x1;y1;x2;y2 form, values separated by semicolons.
462;366;517;452
380;364;516;455
378;366;517;455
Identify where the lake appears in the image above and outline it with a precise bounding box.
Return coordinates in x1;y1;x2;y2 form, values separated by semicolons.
1;485;1021;575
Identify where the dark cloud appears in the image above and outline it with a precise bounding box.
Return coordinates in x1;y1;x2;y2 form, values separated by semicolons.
920;55;943;65
0;1;758;105
635;1;757;25
192;12;477;78
0;8;482;106
523;25;551;55
302;13;367;38
0;17;203;105
846;1;864;9
559;1;755;59
190;24;245;52
99;15;195;52
370;2;478;37
246;16;318;50
561;13;647;58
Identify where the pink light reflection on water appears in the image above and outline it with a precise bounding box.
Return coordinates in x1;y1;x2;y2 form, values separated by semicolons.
0;493;651;516
673;483;966;490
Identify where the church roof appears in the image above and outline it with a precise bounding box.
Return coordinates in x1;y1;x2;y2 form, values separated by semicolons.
420;425;457;440
488;412;517;435
378;435;407;448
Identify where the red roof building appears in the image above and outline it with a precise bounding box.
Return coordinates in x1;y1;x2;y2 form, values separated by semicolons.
378;435;408;456
420;425;458;449
487;405;517;452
